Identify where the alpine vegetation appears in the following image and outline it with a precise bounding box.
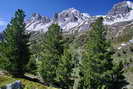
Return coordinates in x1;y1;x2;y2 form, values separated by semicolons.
0;1;133;89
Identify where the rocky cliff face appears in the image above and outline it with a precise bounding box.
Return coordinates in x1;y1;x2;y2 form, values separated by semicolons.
108;1;131;16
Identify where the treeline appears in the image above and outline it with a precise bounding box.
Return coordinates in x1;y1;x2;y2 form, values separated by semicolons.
0;9;128;89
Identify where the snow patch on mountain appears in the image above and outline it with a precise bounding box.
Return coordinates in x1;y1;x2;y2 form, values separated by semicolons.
103;11;133;25
82;13;91;18
62;22;79;32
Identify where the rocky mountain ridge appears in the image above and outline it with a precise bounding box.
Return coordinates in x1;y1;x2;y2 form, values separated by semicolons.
104;1;133;25
26;1;133;34
26;8;96;33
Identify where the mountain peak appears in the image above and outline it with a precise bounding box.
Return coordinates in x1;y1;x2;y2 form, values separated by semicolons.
58;8;81;18
107;1;133;16
63;8;79;13
30;13;51;24
31;13;41;20
126;1;133;9
103;1;133;25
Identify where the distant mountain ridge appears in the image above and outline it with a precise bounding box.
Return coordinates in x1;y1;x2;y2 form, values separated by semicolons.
26;1;133;34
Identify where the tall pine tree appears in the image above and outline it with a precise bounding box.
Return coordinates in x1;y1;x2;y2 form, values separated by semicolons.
39;24;64;85
80;17;125;89
0;9;30;76
39;24;75;88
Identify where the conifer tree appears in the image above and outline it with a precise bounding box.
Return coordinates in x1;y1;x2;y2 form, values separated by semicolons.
0;9;30;76
56;48;74;89
39;24;64;85
80;17;125;89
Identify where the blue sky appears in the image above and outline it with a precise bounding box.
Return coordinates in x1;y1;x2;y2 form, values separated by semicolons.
0;0;127;31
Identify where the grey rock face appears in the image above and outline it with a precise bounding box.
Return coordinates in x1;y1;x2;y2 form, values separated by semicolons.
57;8;80;22
56;8;90;23
30;13;51;23
0;81;23;89
104;1;133;24
108;1;130;16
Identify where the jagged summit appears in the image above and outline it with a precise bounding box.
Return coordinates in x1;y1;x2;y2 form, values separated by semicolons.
60;8;80;14
108;1;133;16
104;1;133;25
56;8;91;22
30;13;51;23
26;13;51;32
26;8;92;33
56;8;92;32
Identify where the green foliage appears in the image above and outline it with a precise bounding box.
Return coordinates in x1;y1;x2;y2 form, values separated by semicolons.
0;75;58;89
0;43;9;70
111;61;128;89
69;43;82;89
80;17;126;89
128;66;133;73
0;9;30;76
56;48;74;89
0;9;130;89
0;76;15;87
26;58;38;75
18;78;58;89
39;24;75;88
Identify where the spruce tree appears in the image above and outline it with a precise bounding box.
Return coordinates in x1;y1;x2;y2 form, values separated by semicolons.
39;24;64;85
0;9;30;76
80;17;125;89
